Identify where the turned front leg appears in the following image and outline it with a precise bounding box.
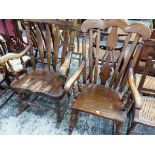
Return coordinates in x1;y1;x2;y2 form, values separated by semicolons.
69;109;79;135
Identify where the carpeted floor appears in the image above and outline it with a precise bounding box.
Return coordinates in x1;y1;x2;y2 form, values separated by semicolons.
1;54;155;135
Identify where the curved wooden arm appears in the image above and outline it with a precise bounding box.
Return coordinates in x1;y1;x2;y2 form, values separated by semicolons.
59;51;72;77
0;45;31;66
64;60;85;93
128;68;142;109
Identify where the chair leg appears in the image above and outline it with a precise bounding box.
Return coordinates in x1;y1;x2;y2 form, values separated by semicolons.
55;101;67;128
16;93;29;116
112;121;115;135
127;110;133;132
126;122;137;135
69;109;79;135
4;74;11;87
55;102;61;128
114;121;123;135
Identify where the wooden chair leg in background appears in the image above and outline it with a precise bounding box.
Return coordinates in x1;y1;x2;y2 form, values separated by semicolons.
0;74;14;109
127;122;137;135
55;102;61;128
114;121;123;135
112;121;115;135
126;107;136;135
69;109;79;135
16;93;29;116
55;101;67;128
4;74;11;87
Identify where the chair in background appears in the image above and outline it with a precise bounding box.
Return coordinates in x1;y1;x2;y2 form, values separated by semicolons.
127;55;155;134
136;29;155;74
0;39;18;108
0;37;30;86
0;19;27;53
64;19;151;134
0;19;31;90
2;19;77;127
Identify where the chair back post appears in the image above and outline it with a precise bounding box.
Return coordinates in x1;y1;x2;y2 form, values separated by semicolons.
24;20;35;70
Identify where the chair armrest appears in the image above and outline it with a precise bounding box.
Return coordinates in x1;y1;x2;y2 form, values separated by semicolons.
0;45;31;66
64;60;85;93
59;51;72;77
128;68;142;109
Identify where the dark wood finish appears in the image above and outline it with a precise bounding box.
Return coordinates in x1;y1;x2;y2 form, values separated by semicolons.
64;19;151;134
11;70;64;99
8;19;77;127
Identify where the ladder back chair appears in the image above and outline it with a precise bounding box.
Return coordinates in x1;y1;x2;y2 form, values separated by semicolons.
128;56;155;134
3;19;75;127
135;30;155;74
64;19;151;134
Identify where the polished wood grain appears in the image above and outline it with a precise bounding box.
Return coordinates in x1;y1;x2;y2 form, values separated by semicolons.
11;70;64;99
72;84;127;122
124;22;151;40
128;68;142;109
64;60;85;93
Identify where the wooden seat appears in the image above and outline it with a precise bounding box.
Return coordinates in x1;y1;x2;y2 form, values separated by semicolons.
11;70;64;99
72;84;126;122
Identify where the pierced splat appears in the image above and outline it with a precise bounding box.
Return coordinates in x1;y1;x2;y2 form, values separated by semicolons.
100;52;112;85
99;27;118;85
106;27;118;50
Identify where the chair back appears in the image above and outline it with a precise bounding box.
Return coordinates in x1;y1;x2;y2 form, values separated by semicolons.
81;19;151;91
138;55;155;95
24;19;79;72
